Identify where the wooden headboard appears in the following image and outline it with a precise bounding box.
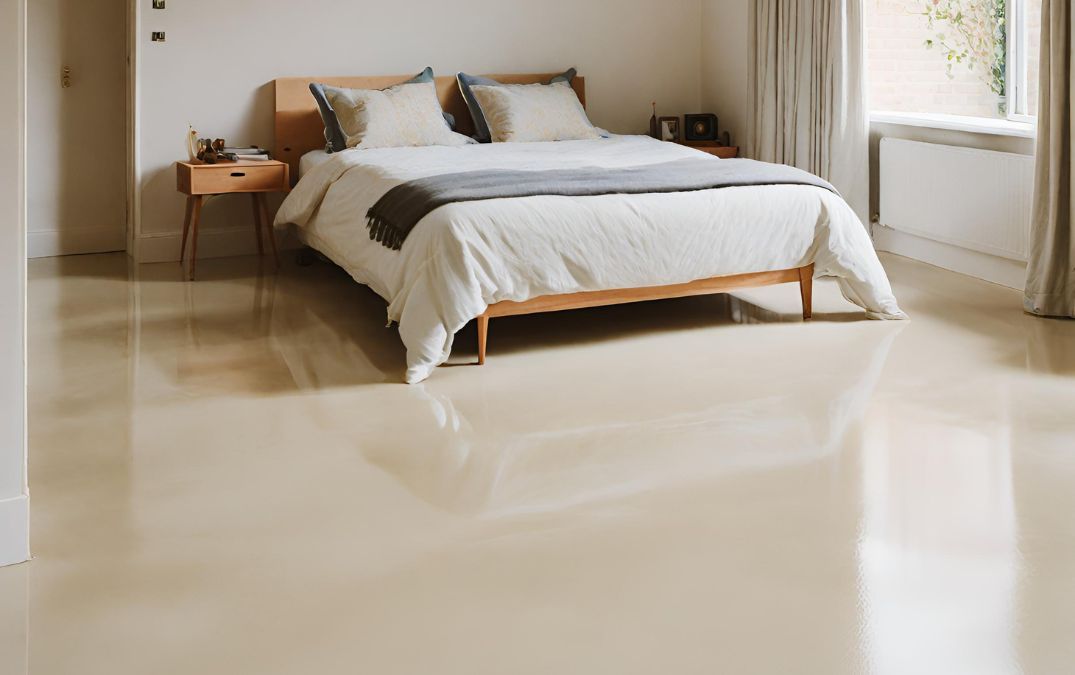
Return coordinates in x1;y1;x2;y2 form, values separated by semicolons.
273;73;586;181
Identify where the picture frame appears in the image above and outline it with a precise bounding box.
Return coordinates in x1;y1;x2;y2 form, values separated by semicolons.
658;116;680;142
684;113;718;142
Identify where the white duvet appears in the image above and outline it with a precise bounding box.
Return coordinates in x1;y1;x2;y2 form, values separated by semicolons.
276;135;906;383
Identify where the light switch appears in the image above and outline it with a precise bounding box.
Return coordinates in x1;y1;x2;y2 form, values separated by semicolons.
151;31;166;42
152;0;165;7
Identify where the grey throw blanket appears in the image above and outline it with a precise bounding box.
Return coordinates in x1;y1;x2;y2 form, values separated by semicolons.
366;158;838;250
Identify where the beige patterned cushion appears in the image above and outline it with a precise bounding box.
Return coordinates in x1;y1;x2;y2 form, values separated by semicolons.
324;81;475;150
470;83;601;143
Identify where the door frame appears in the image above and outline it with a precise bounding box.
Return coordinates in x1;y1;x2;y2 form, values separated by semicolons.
24;0;133;258
126;0;139;258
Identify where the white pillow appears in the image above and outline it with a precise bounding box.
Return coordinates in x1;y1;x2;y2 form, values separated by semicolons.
324;81;475;150
469;82;601;143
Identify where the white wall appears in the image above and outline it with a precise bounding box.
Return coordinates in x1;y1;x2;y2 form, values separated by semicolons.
27;0;127;258
0;0;30;568
700;0;751;152
133;0;704;262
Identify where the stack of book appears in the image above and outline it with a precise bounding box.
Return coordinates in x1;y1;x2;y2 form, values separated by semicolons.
220;147;272;162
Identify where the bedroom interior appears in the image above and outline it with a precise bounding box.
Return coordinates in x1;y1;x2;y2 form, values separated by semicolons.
1;0;1074;673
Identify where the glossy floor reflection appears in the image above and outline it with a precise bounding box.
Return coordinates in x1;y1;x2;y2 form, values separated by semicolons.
5;252;1075;674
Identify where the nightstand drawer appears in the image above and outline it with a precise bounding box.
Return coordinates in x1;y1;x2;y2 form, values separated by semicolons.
177;162;289;195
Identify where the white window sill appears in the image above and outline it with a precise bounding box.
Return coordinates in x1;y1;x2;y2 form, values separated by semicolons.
870;111;1036;139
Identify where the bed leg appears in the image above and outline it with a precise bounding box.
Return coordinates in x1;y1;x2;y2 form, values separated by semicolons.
476;315;489;365
798;264;814;321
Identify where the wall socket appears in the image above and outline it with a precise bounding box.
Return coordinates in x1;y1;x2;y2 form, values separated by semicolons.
152;0;165;8
151;31;166;42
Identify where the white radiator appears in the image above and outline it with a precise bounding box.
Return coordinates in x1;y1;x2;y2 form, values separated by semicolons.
878;138;1034;262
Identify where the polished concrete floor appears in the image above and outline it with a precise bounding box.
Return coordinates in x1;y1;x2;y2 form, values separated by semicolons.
3;251;1074;674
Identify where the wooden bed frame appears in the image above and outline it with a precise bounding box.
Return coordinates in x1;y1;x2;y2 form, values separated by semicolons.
475;265;812;364
273;73;813;366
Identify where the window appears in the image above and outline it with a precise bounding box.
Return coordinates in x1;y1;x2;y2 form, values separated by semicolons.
867;0;1042;122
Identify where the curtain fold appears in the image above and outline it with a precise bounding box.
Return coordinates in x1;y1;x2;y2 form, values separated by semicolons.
1025;0;1075;318
751;0;869;223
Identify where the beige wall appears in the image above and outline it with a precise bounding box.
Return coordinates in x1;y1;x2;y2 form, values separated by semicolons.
700;0;751;153
0;0;29;567
134;0;705;260
27;0;127;257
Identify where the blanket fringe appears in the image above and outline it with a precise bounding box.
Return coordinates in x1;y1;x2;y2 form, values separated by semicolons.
366;209;405;251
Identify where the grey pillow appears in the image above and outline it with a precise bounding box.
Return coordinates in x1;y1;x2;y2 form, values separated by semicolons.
309;82;347;153
310;67;455;153
457;68;577;143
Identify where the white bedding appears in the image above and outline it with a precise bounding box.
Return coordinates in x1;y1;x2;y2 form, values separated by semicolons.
299;149;333;178
276;135;907;383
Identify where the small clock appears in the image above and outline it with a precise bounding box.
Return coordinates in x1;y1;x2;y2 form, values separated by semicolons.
684;113;718;142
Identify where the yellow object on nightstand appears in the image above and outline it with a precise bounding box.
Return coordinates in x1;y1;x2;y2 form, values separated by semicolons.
175;159;290;280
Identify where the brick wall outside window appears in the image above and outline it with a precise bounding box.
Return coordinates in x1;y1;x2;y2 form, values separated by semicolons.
867;0;1041;119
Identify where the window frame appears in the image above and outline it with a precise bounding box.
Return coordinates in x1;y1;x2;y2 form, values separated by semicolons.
1007;0;1036;123
866;0;1039;129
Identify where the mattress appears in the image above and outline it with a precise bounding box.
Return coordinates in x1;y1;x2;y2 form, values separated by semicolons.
276;135;906;383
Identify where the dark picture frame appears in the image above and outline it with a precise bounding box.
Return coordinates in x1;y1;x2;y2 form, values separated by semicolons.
657;116;680;142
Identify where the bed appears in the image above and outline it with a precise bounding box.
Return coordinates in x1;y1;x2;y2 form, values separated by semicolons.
273;73;906;384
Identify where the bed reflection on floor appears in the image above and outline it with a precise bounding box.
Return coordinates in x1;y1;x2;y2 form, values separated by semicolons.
269;263;904;518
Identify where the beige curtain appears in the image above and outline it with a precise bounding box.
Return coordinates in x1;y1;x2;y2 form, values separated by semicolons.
1025;0;1074;318
751;0;869;222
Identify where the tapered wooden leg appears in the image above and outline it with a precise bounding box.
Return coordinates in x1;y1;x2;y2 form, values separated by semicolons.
798;264;814;321
188;196;203;281
476;315;489;365
257;193;279;268
179;196;194;264
250;193;264;255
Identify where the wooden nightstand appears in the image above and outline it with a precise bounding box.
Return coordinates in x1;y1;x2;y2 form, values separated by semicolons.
677;141;740;159
175;159;290;280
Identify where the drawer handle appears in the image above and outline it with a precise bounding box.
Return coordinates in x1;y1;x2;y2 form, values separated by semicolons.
230;171;246;177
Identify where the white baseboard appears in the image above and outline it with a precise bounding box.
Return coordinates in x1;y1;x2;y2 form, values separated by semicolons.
874;226;1027;290
0;494;29;567
136;227;300;264
28;227;126;258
